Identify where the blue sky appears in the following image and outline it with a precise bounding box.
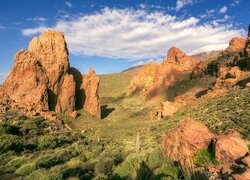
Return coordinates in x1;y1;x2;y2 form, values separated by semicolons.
0;0;249;84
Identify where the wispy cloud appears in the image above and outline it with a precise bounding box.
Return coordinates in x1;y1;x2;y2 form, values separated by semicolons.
22;8;244;59
27;17;47;22
231;0;241;7
22;26;49;36
175;0;199;11
64;1;72;8
219;6;228;14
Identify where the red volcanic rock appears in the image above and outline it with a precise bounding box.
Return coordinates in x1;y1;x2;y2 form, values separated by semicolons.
190;61;207;79
225;37;246;52
215;131;249;165
214;66;242;89
162;120;215;161
0;30;102;119
124;62;159;96
0;49;49;111
125;47;199;99
56;74;76;114
81;68;101;118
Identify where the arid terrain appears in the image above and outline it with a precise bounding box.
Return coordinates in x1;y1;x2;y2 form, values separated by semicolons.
0;24;250;180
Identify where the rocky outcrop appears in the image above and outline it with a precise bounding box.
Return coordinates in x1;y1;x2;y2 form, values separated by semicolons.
0;30;101;119
0;50;49;112
213;66;242;89
162;120;250;179
215;131;249;165
225;37;246;53
125;47;199;100
81;68;101;118
163;120;215;162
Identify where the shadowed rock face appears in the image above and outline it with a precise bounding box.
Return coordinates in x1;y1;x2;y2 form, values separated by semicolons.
0;30;101;118
125;47;199;100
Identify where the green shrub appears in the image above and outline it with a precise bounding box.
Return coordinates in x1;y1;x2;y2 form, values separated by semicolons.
0;134;23;153
36;150;71;169
193;149;219;167
38;135;58;150
15;162;36;176
95;157;114;175
5;156;30;173
154;165;180;179
145;147;169;169
0;123;20;135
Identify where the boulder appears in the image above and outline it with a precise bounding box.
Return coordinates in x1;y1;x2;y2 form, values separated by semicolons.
215;131;249;165
81;68;101;118
162;120;215;161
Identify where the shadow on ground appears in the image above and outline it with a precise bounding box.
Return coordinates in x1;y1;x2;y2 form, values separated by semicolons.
101;105;115;119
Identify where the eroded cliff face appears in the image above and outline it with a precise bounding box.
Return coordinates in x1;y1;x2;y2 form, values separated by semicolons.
125;47;199;100
0;30;101;118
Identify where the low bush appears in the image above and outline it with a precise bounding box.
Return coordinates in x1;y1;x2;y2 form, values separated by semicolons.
37;135;58;150
95;157;114;175
15;162;37;176
0;134;23;153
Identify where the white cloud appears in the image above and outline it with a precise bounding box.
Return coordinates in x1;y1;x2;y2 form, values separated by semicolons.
175;0;194;11
27;17;47;22
22;26;49;36
219;6;228;14
131;59;153;67
64;1;72;8
0;73;8;84
22;8;244;59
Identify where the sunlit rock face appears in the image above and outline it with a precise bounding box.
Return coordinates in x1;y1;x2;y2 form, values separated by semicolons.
0;30;101;118
125;47;199;100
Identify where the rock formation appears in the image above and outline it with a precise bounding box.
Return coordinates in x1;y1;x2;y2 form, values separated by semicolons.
225;37;246;53
213;66;242;89
0;30;101;119
125;47;199;100
81;68;101;118
215;131;249;165
162;120;250;179
163;120;215;161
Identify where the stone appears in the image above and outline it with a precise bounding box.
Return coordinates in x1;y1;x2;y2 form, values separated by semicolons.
162;120;215;161
215;131;249;165
81;68;101;118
